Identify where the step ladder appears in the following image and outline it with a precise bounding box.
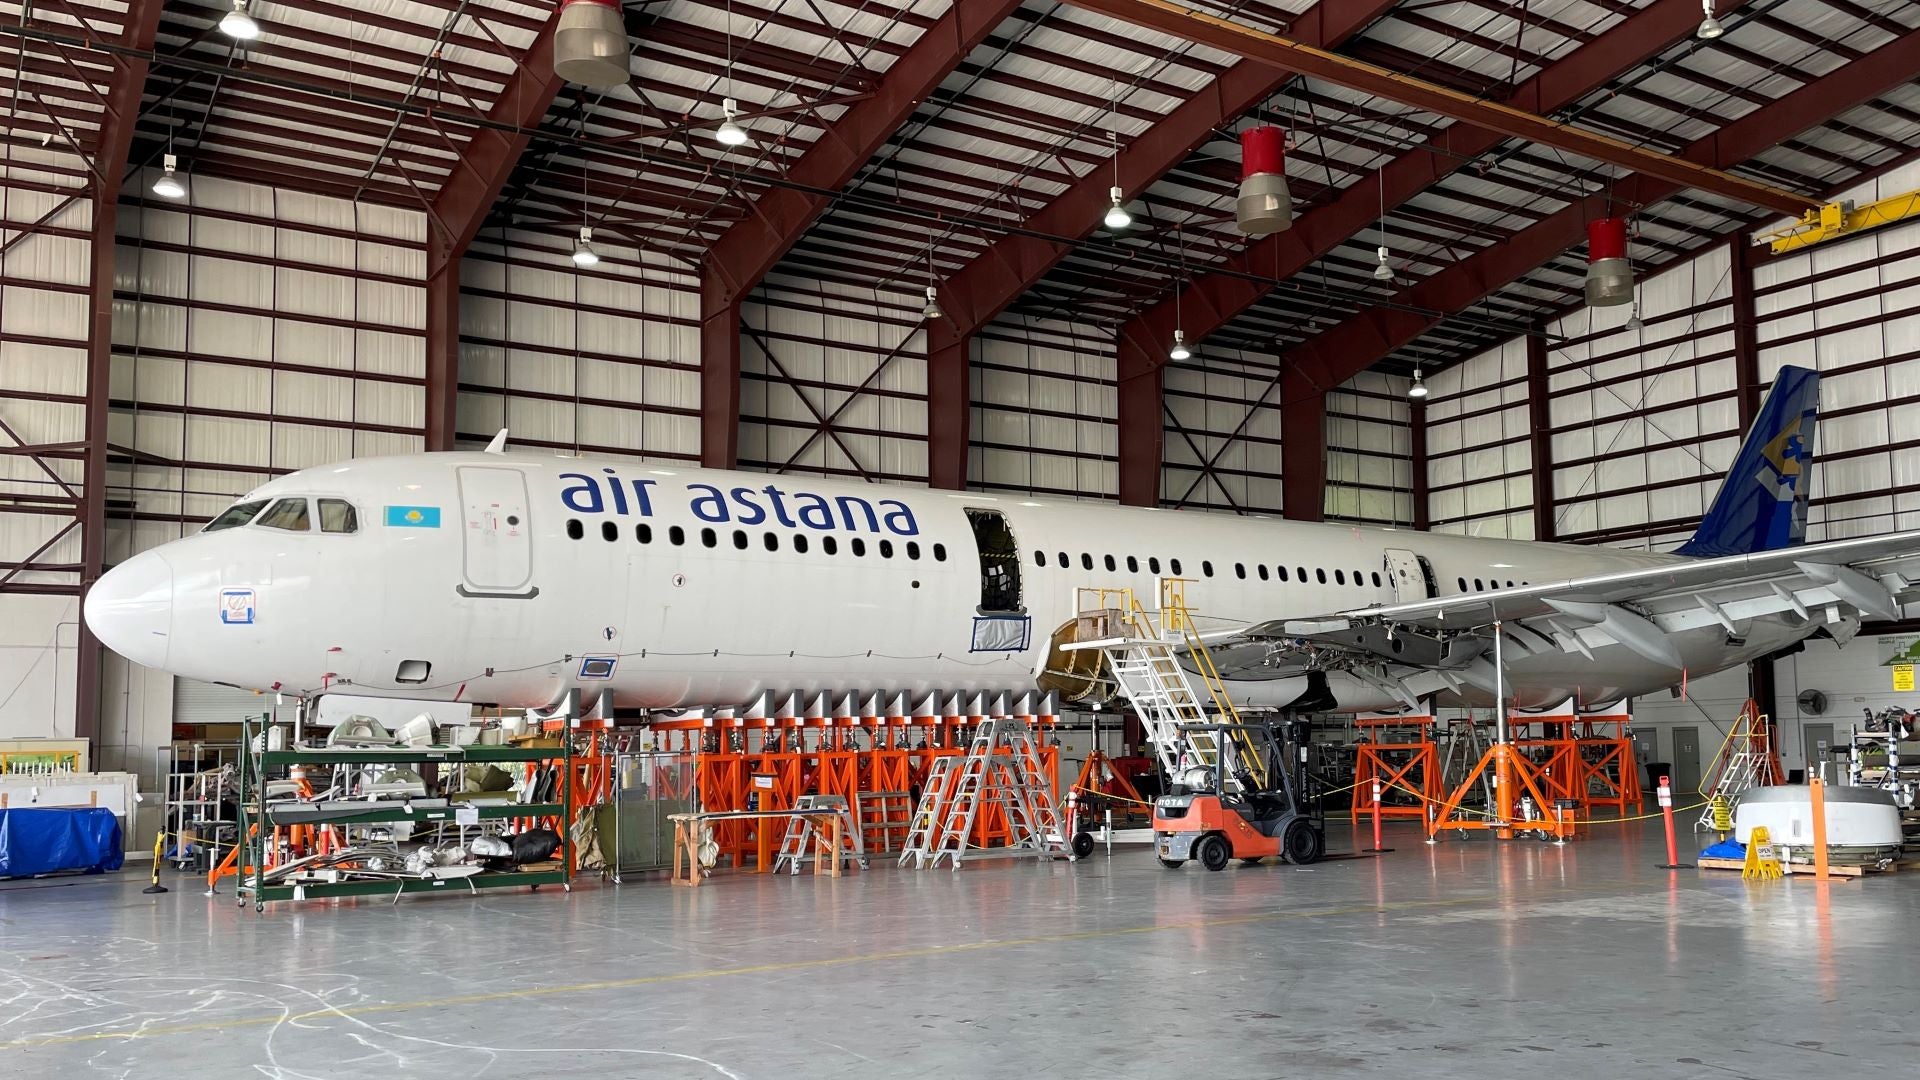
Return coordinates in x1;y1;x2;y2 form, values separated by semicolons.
856;789;914;853
899;717;1068;869
1696;704;1782;831
772;794;866;874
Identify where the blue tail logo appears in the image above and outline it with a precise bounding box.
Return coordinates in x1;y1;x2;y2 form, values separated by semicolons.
1676;365;1819;557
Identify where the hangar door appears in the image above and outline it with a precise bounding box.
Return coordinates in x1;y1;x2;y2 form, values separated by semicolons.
457;467;534;596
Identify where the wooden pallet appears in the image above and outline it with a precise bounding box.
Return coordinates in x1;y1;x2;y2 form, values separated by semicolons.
1697;856;1905;878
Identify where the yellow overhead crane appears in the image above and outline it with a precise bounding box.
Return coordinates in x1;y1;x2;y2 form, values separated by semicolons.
1761;189;1920;254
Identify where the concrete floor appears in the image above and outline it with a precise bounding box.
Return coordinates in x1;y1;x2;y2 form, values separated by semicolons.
2;819;1916;1079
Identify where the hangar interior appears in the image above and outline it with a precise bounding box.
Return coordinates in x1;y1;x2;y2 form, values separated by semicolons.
4;0;1920;1075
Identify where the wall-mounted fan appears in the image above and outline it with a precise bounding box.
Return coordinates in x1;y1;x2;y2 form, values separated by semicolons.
1797;689;1829;715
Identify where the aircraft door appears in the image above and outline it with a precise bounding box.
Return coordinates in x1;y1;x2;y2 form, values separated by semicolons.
457;466;535;597
964;508;1022;612
1383;548;1431;603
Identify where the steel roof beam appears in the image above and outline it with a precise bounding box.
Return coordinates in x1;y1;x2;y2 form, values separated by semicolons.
1274;22;1920;522
422;11;565;452
76;0;165;741
922;0;1400;490
1112;0;1752;506
1071;0;1811;215
698;0;1024;471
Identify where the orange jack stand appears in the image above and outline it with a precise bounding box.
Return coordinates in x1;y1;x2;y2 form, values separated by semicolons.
1427;743;1576;841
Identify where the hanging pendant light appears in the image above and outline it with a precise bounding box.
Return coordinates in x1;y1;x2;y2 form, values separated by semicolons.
1408;368;1429;399
572;225;600;267
1697;0;1725;39
1373;245;1395;281
923;286;944;321
1169;330;1191;362
151;153;186;199
219;0;261;41
1104;187;1132;230
715;98;749;147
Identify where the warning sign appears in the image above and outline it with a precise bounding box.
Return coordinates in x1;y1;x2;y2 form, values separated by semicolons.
1895;664;1915;692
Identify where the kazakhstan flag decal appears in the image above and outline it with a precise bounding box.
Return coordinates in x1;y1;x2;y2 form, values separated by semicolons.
384;505;442;528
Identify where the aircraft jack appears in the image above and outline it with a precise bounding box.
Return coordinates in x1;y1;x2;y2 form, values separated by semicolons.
1427;742;1576;842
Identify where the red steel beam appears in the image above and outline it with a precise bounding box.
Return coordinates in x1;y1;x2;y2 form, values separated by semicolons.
1275;23;1920;521
424;13;565;452
76;0;165;742
1116;0;1736;506
1069;0;1811;215
699;0;1025;470
925;0;1399;490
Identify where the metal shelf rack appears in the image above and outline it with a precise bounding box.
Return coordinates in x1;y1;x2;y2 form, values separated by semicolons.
235;716;572;909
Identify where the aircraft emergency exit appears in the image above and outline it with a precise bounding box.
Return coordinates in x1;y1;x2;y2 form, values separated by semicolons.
85;365;1920;715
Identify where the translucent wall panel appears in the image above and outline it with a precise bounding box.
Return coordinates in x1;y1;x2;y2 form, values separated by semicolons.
1425;339;1533;538
972;317;1116;500
1161;347;1284;513
1326;371;1414;526
460;228;698;462
741;276;926;485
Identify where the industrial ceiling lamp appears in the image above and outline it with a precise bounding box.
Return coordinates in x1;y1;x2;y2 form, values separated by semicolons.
715;99;750;147
1372;168;1395;281
1168;330;1192;362
1408;367;1429;399
1373;246;1395;281
1585;216;1634;306
1102;131;1131;229
1697;0;1725;40
151;153;186;199
1235;125;1291;235
219;0;260;41
553;0;629;90
923;285;944;321
572;225;600;267
1169;227;1194;362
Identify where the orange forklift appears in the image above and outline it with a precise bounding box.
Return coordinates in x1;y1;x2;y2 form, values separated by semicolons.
1153;719;1325;870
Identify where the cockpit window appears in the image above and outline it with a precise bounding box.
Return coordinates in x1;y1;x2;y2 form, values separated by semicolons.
204;499;269;533
317;499;358;534
257;498;312;532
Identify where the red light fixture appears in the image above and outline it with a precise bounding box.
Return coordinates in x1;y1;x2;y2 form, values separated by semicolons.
1236;126;1291;235
1585;217;1633;307
554;0;629;90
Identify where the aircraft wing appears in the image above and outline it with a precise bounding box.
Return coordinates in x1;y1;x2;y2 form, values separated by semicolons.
1205;529;1920;686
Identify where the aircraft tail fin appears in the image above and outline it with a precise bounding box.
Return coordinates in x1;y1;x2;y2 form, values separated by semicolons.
1675;365;1819;558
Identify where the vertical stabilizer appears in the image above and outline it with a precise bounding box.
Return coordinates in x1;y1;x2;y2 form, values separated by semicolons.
1675;365;1819;557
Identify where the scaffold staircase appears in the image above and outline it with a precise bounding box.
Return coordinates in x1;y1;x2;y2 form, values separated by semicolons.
897;716;1068;869
1696;702;1784;832
1070;581;1267;792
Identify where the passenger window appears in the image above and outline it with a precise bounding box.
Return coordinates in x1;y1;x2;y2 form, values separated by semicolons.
1127;556;1139;573
1105;554;1117;572
1457;577;1467;592
933;543;947;562
880;539;894;558
1202;561;1213;577
1170;558;1182;575
701;528;717;548
824;536;839;556
1258;565;1269;581
1149;557;1161;574
670;525;686;546
1475;578;1484;590
1057;551;1068;567
602;521;618;542
1315;569;1327;584
567;519;584;540
1296;566;1307;582
1035;551;1047;567
907;541;920;559
764;533;779;552
1278;566;1290;582
795;534;809;554
732;530;748;550
1235;563;1246;579
1335;569;1346;585
317;499;358;534
1081;553;1093;570
1372;572;1382;587
205;498;270;533
257;498;311;532
636;523;652;543
852;538;866;557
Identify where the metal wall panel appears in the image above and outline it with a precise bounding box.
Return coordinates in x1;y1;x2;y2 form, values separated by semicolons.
1425;338;1533;538
740;276;927;486
459;229;700;462
972;317;1116;501
1161;347;1285;514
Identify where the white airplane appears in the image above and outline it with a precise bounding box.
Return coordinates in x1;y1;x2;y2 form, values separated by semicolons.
84;365;1920;715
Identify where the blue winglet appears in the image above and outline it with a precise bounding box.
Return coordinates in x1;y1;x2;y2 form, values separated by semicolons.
1675;365;1819;558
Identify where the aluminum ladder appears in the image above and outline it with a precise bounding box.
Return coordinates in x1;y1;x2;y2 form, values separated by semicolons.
898;755;964;869
773;794;865;874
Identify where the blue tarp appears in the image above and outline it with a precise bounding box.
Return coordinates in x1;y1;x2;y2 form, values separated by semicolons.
0;807;124;878
1700;839;1746;860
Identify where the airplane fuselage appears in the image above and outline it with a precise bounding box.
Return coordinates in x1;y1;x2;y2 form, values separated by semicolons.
84;452;1816;713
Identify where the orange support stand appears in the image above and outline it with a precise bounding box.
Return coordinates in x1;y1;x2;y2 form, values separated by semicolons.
1073;750;1149;819
1349;717;1439;820
1428;739;1576;842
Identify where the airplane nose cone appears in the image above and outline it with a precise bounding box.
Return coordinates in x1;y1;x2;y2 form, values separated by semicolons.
84;549;173;670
